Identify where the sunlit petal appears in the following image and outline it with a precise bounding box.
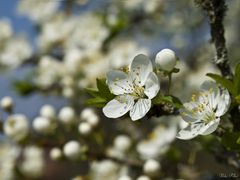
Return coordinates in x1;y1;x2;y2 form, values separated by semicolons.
130;99;151;121
103;95;134;118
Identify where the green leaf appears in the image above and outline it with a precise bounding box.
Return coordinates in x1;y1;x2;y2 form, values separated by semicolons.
221;132;240;151
233;63;240;95
13;80;37;96
85;97;107;107
207;73;236;95
85;88;100;98
235;95;240;104
152;93;183;108
96;78;115;100
237;136;240;144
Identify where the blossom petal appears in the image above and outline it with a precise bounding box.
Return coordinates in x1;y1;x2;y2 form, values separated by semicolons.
180;102;203;122
176;121;204;140
215;89;231;117
129;54;153;86
106;70;133;95
200;118;220;135
103;95;134;118
144;72;160;99
200;81;219;108
130;99;151;121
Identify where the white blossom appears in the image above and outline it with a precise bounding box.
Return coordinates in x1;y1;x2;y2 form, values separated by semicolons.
137;116;178;159
137;175;151;180
3;114;29;142
63;141;81;160
58;106;76;125
20;146;45;178
0;19;12;41
32;116;55;135
0;96;13;111
50;148;62;161
78;122;92;135
177;81;231;140
114;135;132;152
118;175;132;180
40;104;56;120
18;0;60;23
0;137;20;180
90;160;120;180
103;54;160;121
143;159;161;176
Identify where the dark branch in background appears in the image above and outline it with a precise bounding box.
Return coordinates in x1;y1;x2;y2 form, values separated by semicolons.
195;0;240;171
195;0;233;79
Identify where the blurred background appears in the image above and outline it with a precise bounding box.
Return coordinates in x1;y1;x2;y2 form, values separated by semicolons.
0;0;240;179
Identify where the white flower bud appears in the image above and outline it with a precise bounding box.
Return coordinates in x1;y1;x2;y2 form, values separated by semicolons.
0;96;13;111
62;87;74;98
20;146;44;178
50;147;62;160
33;116;53;134
80;108;95;120
4;114;29;142
86;114;99;127
114;135;131;152
58;107;76;125
63;141;81;160
143;159;161;176
78;122;92;135
155;49;177;71
40;104;56;119
118;175;132;180
137;175;151;180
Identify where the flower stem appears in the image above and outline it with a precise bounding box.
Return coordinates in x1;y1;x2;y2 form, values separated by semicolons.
167;73;172;94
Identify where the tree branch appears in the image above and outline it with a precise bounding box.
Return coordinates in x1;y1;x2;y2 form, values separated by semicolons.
195;0;233;79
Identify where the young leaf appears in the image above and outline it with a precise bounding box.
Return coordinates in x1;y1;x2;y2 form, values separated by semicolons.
85;88;100;98
233;63;240;95
96;78;115;100
207;73;236;95
221;132;240;151
85;97;107;107
13;80;37;96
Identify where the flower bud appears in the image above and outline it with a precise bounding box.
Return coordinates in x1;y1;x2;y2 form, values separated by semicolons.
137;175;151;180
80;108;95;120
4;114;29;142
143;159;161;176
63;141;81;160
78;122;92;135
114;135;131;152
118;175;132;180
58;107;76;125
0;96;13;112
155;49;177;71
40;104;56;120
50;147;62;160
86;114;99;127
33;116;53;135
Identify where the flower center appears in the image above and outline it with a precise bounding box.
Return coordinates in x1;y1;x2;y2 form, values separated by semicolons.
187;92;217;123
131;85;145;99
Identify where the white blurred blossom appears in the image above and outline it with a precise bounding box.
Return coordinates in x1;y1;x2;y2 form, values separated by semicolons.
20;146;45;178
0;137;20;180
0;37;32;68
18;0;60;23
137;116;179;159
4;114;29;142
0;19;12;42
